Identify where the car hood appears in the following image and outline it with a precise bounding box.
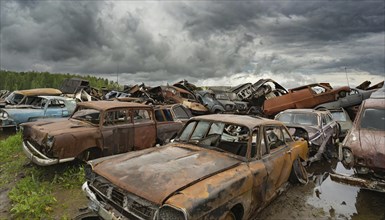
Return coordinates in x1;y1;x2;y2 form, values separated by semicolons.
23;119;95;145
91;144;241;205
358;129;385;169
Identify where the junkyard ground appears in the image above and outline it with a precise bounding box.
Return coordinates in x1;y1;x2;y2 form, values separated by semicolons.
1;133;384;219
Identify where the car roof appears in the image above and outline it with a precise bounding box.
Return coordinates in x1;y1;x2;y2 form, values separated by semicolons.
14;88;62;96
77;101;151;111
280;108;328;114
37;95;76;101
191;114;281;129
363;98;385;108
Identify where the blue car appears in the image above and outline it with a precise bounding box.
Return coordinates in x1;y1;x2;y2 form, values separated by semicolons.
0;96;76;130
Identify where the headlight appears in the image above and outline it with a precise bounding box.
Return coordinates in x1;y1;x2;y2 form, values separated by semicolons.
342;147;354;167
158;205;187;220
46;135;54;148
0;111;8;119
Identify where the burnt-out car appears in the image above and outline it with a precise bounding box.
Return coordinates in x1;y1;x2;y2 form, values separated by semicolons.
339;94;385;178
22;101;160;166
82;114;309;220
264;83;351;116
275;109;340;162
154;104;192;144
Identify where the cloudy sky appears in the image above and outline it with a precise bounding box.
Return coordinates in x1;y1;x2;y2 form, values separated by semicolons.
1;0;384;88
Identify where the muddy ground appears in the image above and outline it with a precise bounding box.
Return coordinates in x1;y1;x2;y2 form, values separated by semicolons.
1;132;385;219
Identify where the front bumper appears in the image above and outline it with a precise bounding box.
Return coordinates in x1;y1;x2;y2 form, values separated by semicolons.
82;182;130;220
22;140;75;166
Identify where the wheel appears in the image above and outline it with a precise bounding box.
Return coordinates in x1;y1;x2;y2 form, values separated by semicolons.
289;157;308;185
223;211;236;220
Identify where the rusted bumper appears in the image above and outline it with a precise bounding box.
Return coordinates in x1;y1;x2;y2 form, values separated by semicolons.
82;182;135;220
330;173;385;193
22;140;75;166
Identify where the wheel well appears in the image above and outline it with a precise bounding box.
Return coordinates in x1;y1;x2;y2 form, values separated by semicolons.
231;204;244;220
77;147;102;161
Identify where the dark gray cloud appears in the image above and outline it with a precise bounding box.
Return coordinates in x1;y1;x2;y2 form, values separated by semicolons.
0;0;384;87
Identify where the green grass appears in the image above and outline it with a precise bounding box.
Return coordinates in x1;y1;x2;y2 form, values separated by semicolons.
0;134;86;219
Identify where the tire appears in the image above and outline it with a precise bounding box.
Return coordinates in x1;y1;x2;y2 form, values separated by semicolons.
289;157;308;185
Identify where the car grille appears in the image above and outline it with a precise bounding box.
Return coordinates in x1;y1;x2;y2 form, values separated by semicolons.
91;177;158;219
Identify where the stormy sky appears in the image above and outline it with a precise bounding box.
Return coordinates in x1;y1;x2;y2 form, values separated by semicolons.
1;0;384;88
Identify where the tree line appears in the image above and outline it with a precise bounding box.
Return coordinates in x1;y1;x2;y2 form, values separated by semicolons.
0;70;121;91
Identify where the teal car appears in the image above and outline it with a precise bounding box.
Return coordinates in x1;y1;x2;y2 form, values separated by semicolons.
0;96;76;130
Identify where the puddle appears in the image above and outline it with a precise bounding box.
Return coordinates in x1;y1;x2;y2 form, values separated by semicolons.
307;161;385;219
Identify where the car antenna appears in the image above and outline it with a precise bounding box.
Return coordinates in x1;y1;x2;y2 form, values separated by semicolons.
344;67;350;88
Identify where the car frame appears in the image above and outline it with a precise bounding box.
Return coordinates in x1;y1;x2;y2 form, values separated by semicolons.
82;114;309;220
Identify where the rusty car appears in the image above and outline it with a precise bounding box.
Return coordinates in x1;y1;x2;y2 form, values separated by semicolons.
21;101;167;166
0;88;62;108
82;114;309;220
154;104;192;144
263;83;351;116
0;96;76;131
333;88;385;192
162;85;209;115
275;109;340;163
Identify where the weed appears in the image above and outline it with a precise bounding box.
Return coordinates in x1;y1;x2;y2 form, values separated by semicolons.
9;175;56;219
52;165;85;189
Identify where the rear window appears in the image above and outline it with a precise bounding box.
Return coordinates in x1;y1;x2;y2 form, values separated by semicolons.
360;108;385;131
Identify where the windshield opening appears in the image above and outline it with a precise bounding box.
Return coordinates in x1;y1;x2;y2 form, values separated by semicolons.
177;120;250;157
360;108;385;131
72;107;100;125
276;112;318;126
331;111;348;121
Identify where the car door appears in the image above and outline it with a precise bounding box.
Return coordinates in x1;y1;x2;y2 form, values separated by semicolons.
101;108;135;155
133;108;156;150
261;125;293;202
247;127;269;215
43;99;63;118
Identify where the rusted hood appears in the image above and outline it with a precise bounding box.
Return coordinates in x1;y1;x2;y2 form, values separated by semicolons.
92;145;241;205
23;119;95;145
358;129;385;169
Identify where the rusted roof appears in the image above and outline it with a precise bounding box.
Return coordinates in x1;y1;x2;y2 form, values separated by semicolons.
15;88;62;96
77;100;151;111
363;98;385;108
191;114;280;129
